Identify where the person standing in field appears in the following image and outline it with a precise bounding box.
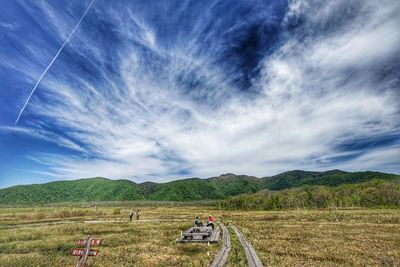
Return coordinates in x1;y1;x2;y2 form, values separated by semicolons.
136;209;140;220
129;210;133;221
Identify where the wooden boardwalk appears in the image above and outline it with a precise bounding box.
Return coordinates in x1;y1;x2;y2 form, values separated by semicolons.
231;225;263;267
210;223;231;267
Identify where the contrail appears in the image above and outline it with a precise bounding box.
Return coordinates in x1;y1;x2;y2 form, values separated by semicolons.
15;0;96;125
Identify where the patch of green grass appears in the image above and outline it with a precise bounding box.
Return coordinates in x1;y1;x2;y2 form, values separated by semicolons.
226;225;246;266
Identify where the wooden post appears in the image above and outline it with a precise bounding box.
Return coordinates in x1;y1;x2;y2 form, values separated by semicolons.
76;236;93;267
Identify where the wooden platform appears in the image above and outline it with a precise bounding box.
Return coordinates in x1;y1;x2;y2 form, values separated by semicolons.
176;226;220;243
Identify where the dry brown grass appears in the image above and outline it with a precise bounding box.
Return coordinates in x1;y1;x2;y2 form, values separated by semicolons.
0;207;220;266
0;206;399;266
223;209;400;266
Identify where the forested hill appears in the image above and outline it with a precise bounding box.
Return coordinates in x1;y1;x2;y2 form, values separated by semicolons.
0;170;399;204
263;170;399;190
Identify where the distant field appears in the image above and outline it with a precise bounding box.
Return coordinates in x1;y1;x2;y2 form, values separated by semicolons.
0;205;399;266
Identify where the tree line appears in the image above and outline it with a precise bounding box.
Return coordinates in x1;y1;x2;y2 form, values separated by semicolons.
221;179;400;210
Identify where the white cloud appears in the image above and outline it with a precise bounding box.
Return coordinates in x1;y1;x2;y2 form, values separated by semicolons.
9;0;400;181
0;22;19;31
0;126;84;152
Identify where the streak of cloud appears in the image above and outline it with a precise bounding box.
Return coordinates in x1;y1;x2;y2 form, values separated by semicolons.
15;0;95;125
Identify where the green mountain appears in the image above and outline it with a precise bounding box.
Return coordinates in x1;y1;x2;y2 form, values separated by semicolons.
0;178;143;204
262;170;399;190
0;170;399;204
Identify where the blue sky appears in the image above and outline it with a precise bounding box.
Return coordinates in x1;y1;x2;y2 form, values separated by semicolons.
0;0;399;188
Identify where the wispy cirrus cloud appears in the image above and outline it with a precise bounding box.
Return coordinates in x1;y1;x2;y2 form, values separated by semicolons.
1;0;399;183
0;22;19;31
0;126;85;153
14;0;95;124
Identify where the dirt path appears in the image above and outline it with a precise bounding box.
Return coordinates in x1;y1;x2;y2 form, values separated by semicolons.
231;225;263;267
210;223;231;267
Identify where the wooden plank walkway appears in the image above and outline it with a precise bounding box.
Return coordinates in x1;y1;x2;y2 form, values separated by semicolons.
231;225;263;267
210;223;231;267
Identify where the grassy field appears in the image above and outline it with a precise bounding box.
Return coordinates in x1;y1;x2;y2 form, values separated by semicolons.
223;209;400;266
0;205;399;266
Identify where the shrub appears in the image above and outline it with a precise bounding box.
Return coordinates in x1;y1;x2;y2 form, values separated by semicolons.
113;208;121;215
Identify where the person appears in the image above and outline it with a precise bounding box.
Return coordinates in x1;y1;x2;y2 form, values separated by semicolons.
129;210;133;221
207;215;214;230
136;209;140;220
194;216;203;226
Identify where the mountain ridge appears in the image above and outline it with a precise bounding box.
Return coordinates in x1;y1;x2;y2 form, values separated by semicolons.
1;170;399;204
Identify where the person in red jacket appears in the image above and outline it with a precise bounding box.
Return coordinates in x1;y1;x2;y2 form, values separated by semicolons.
207;215;215;230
